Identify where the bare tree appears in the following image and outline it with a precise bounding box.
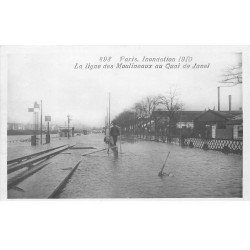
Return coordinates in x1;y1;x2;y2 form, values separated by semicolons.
132;96;161;136
133;101;146;118
143;95;161;133
114;109;136;134
144;96;161;117
220;64;242;86
157;89;183;139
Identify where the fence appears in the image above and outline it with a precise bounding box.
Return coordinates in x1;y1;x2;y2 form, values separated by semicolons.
184;137;242;154
122;132;242;155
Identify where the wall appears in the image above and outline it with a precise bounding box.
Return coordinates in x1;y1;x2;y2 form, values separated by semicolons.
216;128;233;139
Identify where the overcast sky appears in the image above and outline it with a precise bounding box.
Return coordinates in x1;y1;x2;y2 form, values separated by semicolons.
7;46;242;127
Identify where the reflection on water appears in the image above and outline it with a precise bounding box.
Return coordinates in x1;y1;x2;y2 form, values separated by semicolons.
59;134;242;198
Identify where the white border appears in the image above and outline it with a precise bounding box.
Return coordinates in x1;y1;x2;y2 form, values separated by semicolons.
1;1;250;250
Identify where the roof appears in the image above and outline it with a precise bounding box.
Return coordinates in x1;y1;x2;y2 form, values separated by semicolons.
151;110;243;123
226;114;243;125
194;109;242;122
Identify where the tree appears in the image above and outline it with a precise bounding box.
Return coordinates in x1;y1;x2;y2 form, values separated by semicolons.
114;110;136;134
220;64;242;86
157;89;183;139
132;95;161;136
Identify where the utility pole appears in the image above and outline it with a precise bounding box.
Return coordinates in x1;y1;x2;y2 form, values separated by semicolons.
108;93;111;128
67;115;70;139
229;95;232;112
217;87;220;111
40;100;43;144
107;93;111;154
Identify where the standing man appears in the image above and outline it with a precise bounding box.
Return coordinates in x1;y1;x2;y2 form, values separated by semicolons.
110;121;120;146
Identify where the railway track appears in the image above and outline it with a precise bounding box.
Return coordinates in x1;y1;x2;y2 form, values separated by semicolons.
7;144;68;165
8;144;74;174
8;144;118;198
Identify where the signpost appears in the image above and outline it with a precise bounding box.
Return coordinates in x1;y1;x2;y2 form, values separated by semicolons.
28;102;40;146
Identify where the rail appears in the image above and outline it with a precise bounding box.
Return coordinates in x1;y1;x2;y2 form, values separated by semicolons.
7;144;68;165
7;145;75;174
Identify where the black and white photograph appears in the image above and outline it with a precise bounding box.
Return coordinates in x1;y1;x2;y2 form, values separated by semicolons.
1;1;250;249
2;46;244;199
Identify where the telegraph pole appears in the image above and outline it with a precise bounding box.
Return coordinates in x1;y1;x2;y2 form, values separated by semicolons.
108;93;111;128
217;87;220;111
67;115;70;139
40;100;43;144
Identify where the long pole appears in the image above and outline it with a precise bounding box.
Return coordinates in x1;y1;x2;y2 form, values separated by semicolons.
158;151;171;176
119;126;122;153
67;115;70;139
217;87;220;111
108;93;111;153
107;108;108;127
109;93;110;128
40;100;42;144
179;108;182;146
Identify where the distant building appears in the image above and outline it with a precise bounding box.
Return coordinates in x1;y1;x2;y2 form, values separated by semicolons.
150;110;243;140
7;123;25;130
58;126;75;137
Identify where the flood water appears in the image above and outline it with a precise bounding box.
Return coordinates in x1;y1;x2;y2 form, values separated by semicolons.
57;134;243;198
8;134;64;161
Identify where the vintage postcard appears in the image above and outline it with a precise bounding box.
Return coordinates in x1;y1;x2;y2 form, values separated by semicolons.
0;46;248;199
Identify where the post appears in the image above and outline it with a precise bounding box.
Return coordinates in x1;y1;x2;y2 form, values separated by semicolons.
229;95;232;112
107;93;111;154
67;115;70;139
217;87;220;111
119;126;122;153
179;109;182;146
40;100;42;144
108;93;110;128
46;121;50;143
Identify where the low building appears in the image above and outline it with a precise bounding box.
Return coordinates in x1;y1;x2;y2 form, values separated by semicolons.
58;126;75;137
7;123;25;130
193;109;242;139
